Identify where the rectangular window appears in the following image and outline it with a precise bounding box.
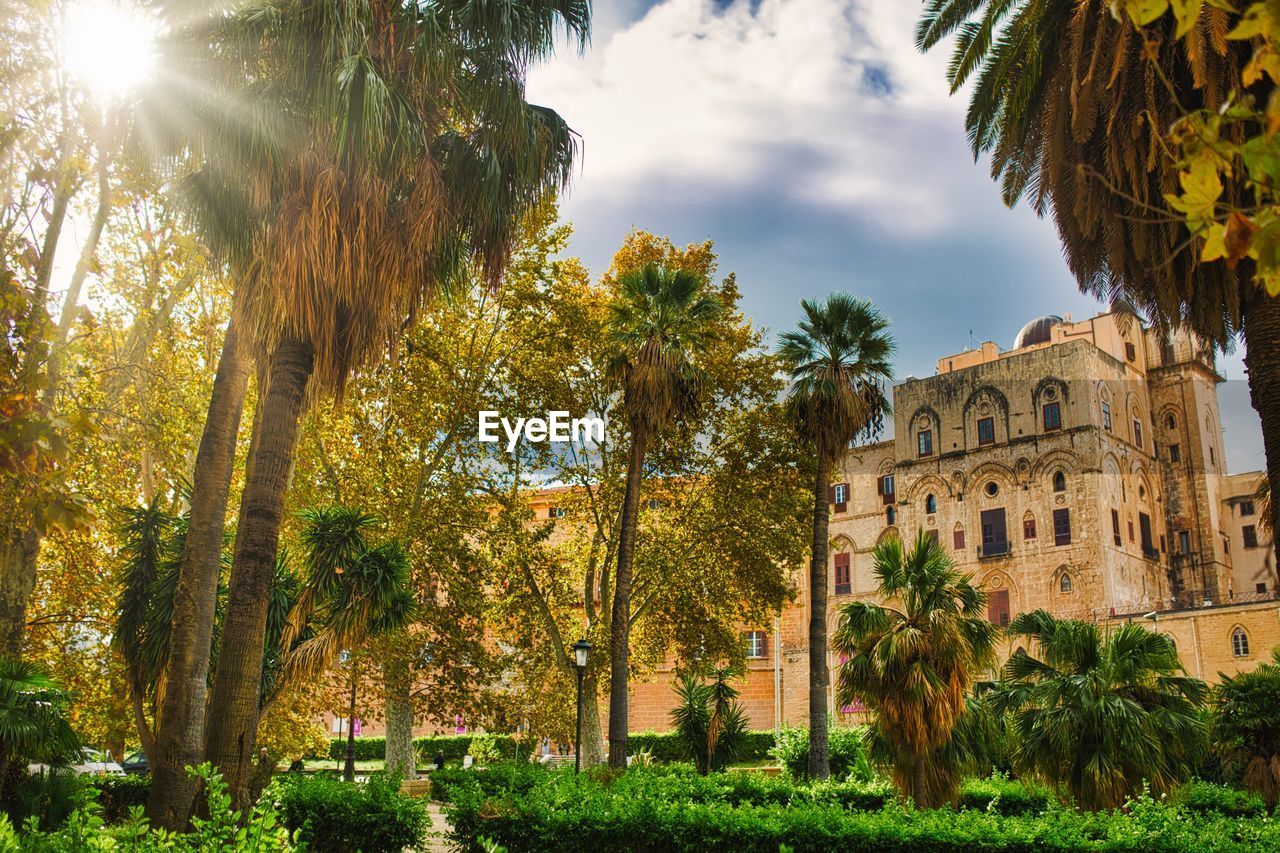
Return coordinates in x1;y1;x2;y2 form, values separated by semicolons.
926;529;940;546
1111;509;1122;546
1125;341;1137;362
1244;525;1260;549
917;429;933;457
1139;512;1155;558
745;630;767;659
1169;444;1181;463
1133;418;1143;449
877;475;895;506
1043;401;1061;431
548;506;565;519
953;528;966;551
830;482;849;513
1258;583;1268;594
986;588;1010;627
980;508;1008;557
1102;400;1112;431
1023;516;1037;540
1178;530;1192;554
834;552;851;595
1053;508;1072;546
977;417;995;446
1240;500;1256;516
1128;520;1135;543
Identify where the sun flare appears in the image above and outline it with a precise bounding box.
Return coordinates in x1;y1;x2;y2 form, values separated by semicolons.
62;0;161;101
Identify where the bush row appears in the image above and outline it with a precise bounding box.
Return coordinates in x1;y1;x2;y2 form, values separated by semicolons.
275;774;429;852
444;767;1279;852
324;729;778;763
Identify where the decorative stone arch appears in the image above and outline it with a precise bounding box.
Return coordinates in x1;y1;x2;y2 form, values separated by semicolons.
1022;509;1037;540
1126;392;1147;447
1031;448;1082;482
969;461;1017;500
949;469;967;498
1033;376;1070;432
979;569;1017;598
877;526;900;546
905;473;951;502
830;533;856;552
963;385;1011;448
875;456;897;477
1096;380;1115;428
908;405;942;454
1157;403;1183;435
1050;564;1075;595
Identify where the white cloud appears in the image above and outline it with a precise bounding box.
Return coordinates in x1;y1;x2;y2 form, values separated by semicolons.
529;0;991;235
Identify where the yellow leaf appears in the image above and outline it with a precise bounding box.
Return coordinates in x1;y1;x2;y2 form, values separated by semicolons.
1228;3;1274;40
1171;0;1203;38
1124;0;1171;25
1201;222;1228;262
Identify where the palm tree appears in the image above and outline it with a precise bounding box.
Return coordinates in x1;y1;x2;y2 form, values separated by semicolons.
604;263;724;768
1212;648;1280;809
915;2;1280;543
989;610;1208;810
0;659;80;800
144;0;589;820
778;293;893;781
832;531;997;805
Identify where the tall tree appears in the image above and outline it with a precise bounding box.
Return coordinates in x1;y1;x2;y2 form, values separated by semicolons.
602;263;725;768
153;0;589;815
833;531;998;806
915;1;1280;542
777;293;893;781
989;610;1208;810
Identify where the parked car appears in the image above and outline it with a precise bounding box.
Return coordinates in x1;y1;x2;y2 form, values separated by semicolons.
121;751;148;775
73;748;124;776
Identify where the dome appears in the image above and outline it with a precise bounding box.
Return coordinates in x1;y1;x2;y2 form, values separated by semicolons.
1014;315;1064;349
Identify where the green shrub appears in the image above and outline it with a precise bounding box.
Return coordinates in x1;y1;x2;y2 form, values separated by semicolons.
1;767;89;830
277;773;429;852
771;723;873;781
325;732;527;762
1176;780;1269;817
445;767;1280;852
956;775;1053;816
627;730;774;764
92;774;151;823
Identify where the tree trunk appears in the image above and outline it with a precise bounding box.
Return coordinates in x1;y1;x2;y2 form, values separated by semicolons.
807;459;831;781
608;427;648;769
0;524;39;660
204;336;313;811
146;318;251;830
1243;292;1280;551
383;654;415;782
579;673;605;768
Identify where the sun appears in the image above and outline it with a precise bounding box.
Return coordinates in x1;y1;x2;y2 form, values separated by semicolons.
62;0;161;102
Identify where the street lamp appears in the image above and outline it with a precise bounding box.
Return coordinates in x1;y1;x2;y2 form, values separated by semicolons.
341;650;358;783
572;639;592;774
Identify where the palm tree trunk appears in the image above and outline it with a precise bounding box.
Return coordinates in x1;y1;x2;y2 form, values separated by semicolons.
204;336;314;810
383;653;415;782
807;458;831;781
608;426;648;769
146;318;251;829
1243;291;1280;548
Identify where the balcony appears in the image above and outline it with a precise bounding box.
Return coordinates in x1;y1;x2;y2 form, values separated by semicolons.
977;543;1010;560
1142;546;1161;562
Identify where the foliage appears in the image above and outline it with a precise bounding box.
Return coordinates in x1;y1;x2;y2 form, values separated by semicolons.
0;768;87;833
832;531;998;807
669;667;750;774
444;765;1280;852
91;774;151;824
989;610;1208;810
1114;0;1280;296
466;734;502;767
276;773;429;853
771;724;873;782
0;763;291;850
0;660;79;771
1211;647;1280;807
1175;780;1269;817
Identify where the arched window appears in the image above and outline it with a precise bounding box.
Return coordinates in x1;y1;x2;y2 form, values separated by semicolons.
1164;413;1177;430
1059;573;1072;592
1232;628;1251;658
925;494;937;514
886;506;896;526
1052;471;1066;493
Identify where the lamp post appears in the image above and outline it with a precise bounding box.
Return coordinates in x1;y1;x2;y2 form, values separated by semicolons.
342;650;357;783
572;639;592;774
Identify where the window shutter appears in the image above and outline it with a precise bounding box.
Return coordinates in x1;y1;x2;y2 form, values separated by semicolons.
953;528;965;550
829;485;836;504
986;589;1010;626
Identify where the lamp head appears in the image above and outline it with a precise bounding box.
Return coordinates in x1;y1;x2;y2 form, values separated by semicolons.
572;639;592;670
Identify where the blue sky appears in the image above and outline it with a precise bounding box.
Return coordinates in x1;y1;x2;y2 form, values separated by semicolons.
526;0;1264;474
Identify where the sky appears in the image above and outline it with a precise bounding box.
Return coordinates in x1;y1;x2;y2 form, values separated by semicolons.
525;0;1266;475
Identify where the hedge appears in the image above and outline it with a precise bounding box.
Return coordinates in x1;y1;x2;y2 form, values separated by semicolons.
92;774;152;823
325;729;777;763
276;774;429;853
445;767;1280;852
